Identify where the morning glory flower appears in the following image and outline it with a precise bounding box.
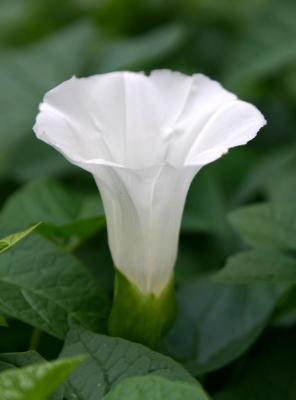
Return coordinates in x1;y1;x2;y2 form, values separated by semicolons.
33;70;265;296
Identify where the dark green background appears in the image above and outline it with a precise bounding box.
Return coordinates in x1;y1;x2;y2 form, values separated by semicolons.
0;0;296;398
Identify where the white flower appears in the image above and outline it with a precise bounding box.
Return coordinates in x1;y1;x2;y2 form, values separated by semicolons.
33;70;266;295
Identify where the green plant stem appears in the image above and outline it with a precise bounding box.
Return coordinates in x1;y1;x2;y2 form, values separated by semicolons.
29;328;42;351
108;269;176;349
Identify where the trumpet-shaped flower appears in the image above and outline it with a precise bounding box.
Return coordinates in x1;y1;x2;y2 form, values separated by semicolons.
34;70;266;346
33;70;265;296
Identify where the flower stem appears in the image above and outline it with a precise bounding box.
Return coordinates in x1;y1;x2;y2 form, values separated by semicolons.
108;269;176;349
29;328;41;351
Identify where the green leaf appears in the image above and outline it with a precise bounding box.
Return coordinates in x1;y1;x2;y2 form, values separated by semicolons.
233;145;295;204
266;171;296;203
188;0;261;21
60;326;196;400
0;0;26;44
91;24;186;73
6;136;72;182
0;179;105;250
0;351;63;400
223;0;296;90
0;224;40;254
214;250;296;283
0;233;110;339
0;21;95;164
0;351;46;372
103;375;209;400
0;315;7;327
163;277;284;374
0;356;83;400
229;202;296;250
214;330;296;399
182;170;227;235
272;285;296;327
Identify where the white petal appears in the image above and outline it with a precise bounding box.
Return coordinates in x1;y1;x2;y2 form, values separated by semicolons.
94;164;198;294
160;73;239;166
34;72;170;169
184;100;266;166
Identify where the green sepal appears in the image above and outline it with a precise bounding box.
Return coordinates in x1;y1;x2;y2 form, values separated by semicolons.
108;269;176;349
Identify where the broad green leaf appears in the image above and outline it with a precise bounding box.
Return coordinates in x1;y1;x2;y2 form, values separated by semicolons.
233;145;295;204
103;376;209;400
211;148;258;205
0;233;110;339
0;179;105;250
229;202;296;250
0;315;7;327
163;277;284;374
0;351;46;372
182;170;228;235
0;356;83;400
0;21;94;160
271;285;296;327
60;326;196;400
0;224;39;254
266;171;296;203
214;250;296;283
7;136;71;182
0;351;63;400
76;232;115;292
194;0;262;22
214;330;296;399
0;0;26;44
223;0;296;90
91;24;186;73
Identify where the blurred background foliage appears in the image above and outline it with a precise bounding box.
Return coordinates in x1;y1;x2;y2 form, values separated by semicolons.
0;0;296;397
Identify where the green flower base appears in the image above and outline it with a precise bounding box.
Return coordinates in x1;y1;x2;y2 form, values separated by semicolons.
108;269;176;349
